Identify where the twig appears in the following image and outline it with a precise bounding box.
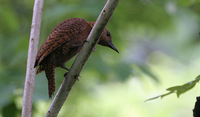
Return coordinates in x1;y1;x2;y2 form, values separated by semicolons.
46;0;120;116
22;0;43;117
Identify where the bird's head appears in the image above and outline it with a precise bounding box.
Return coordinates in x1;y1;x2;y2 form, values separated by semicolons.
87;22;119;53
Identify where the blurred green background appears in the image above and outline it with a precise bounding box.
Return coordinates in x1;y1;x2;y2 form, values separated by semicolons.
1;0;200;116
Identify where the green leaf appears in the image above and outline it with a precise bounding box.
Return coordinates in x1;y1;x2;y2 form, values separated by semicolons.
146;75;200;101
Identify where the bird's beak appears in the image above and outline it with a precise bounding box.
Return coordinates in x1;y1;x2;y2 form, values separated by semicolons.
109;41;119;53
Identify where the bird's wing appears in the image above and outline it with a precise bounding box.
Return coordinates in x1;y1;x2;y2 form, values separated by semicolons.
34;18;90;67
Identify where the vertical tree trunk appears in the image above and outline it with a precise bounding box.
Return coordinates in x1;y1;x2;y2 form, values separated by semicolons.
22;0;43;117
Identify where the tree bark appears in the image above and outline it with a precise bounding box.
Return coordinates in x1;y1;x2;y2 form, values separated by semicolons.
22;0;43;117
46;0;120;117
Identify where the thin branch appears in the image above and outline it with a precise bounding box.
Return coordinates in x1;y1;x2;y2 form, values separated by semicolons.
22;0;43;117
46;0;120;116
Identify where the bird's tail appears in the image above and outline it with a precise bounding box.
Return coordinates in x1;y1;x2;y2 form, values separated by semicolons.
44;64;56;98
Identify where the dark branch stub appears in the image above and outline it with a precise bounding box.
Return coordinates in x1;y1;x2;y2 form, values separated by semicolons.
193;97;200;117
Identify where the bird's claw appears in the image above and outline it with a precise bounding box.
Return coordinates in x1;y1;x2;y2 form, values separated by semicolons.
83;40;89;44
64;73;80;81
64;72;68;77
74;74;80;81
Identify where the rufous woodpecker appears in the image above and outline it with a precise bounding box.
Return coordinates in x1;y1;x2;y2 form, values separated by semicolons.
34;18;119;98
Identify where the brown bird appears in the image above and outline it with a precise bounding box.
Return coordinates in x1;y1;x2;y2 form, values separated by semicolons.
34;18;119;98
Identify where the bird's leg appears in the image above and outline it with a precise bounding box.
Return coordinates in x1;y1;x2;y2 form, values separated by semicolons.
61;65;69;71
61;64;70;77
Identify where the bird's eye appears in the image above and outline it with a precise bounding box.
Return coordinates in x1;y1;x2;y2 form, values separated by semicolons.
107;32;111;37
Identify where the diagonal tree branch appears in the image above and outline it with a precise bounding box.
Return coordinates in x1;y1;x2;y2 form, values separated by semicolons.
46;0;120;116
22;0;43;117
